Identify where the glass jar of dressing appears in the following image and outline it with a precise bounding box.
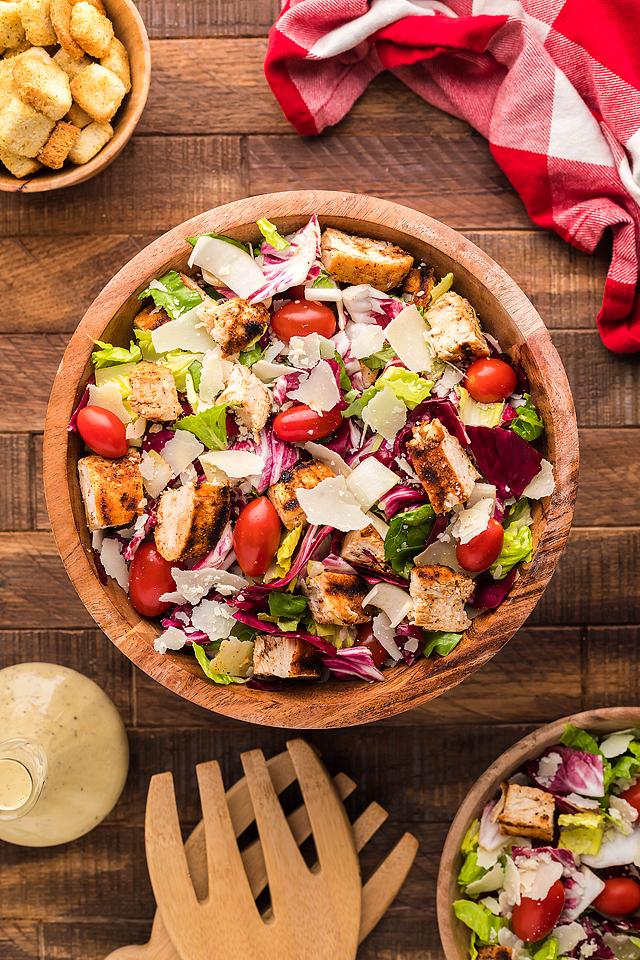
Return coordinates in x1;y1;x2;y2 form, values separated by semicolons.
0;662;129;847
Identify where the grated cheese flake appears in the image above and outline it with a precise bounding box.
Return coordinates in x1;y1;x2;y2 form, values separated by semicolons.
295;475;370;531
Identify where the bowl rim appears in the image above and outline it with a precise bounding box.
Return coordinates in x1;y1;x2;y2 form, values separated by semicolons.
436;706;640;960
43;190;579;729
0;0;151;194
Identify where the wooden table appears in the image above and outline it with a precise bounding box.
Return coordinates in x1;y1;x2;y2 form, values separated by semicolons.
1;3;639;957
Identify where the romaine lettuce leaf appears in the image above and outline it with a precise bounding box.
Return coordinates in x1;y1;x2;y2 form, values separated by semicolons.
461;818;480;856
185;232;249;254
176;404;228;450
257;217;290;251
510;393;544;441
490;499;533;579
192;643;246;685
138;270;202;320
91;340;141;369
424;631;463;658
458;852;486;889
378;367;434;409
267;526;304;580
312;270;335;289
239;343;266;367
268;592;308;625
533;937;558;960
453;900;506;943
384;504;435;577
458;386;504;428
430;272;454;303
558;811;604;856
161;350;203;392
362;344;397;371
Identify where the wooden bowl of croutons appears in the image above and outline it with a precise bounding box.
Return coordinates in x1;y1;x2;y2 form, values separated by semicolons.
43;191;578;729
0;0;150;191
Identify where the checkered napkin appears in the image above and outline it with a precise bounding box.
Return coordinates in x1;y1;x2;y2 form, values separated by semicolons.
265;0;640;353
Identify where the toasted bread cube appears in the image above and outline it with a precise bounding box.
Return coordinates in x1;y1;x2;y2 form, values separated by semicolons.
78;452;143;531
340;524;388;573
67;118;112;163
495;782;555;842
70;62;124;122
70;0;113;57
3;38;32;58
0;144;40;176
100;36;130;92
408;418;478;514
129;361;182;422
134;304;170;332
20;0;57;45
302;571;369;625
13;49;72;120
216;364;271;437
199;297;269;359
424;291;490;362
268;460;334;530
320;227;414;292
36;118;79;167
0;57;16;104
154;482;231;563
0;96;54;157
66;100;91;127
70;0;106;12
253;635;321;680
0;3;25;48
53;47;90;79
477;948;512;960
50;0;84;58
410;564;473;632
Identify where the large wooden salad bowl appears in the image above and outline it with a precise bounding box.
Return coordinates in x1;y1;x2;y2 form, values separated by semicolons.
43;191;578;728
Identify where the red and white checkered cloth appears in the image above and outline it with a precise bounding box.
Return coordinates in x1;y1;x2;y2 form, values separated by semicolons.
265;0;640;353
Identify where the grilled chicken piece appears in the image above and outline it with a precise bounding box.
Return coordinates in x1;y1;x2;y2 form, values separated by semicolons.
268;459;334;530
199;296;269;359
477;947;513;960
407;418;478;514
154;482;231;562
129;360;182;422
409;564;473;632
423;291;490;362
77;451;143;531
340;524;388;573
134;305;169;331
253;634;321;679
302;571;370;625
217;363;271;436
403;263;436;310
320;227;414;292
495;782;555;842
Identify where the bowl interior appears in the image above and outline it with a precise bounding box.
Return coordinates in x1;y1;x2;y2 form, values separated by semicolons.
44;192;578;728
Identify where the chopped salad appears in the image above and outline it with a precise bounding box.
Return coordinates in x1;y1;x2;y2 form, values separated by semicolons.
453;726;640;960
70;214;554;687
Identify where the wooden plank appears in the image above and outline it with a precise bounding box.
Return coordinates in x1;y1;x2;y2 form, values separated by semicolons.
0;435;32;530
32;435;48;530
43;921;149;960
0;137;244;237
584;625;640;709
575;430;640;526
0;924;40;960
136;0;280;38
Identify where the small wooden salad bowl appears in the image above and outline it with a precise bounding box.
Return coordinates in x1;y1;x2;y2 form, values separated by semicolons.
43;190;578;729
437;707;640;960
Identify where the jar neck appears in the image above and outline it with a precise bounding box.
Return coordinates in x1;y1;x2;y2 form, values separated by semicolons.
0;738;47;821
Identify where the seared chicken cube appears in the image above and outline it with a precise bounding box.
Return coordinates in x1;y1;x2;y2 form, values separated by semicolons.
410;564;473;631
358;361;379;388
267;459;334;530
477;948;512;960
199;296;269;359
129;360;182;422
217;364;271;436
340;524;388;573
495;782;555;842
407;418;478;514
320;227;414;292
78;451;143;531
423;291;490;362
134;304;169;332
403;263;435;310
154;482;231;562
302;571;369;625
253;634;321;679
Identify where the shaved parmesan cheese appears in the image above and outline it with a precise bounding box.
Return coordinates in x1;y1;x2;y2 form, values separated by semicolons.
161;430;204;477
190;599;237;641
347;322;386;360
600;729;635;759
468;482;497;507
126;416;147;446
139;449;172;498
451;497;494;544
363;582;413;629
296;475;370;531
466;861;505;896
413;530;466;574
385;304;433;373
362;386;407;441
372;612;402;660
553;923;587;956
303;441;351;477
151;305;218;354
434;363;464;398
161;567;248;606
154;626;188;654
305;287;342;303
366;511;389;539
287;333;335;369
199;351;229;404
252;360;294;382
100;537;129;590
522;458;555;499
289;360;340;412
263;339;285;362
199;450;265;479
188;236;266;300
346;457;399;510
88;381;132;424
208;637;254;678
518;857;563;901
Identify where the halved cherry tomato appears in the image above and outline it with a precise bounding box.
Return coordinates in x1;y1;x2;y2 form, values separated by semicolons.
273;404;343;442
271;300;337;342
356;622;387;668
593;878;640;918
456;518;505;572
620;782;640;815
76;405;128;459
465;358;517;403
233;497;281;578
511;879;565;943
128;542;177;618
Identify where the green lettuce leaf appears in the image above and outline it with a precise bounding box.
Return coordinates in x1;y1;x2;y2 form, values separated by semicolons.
533;937;558;960
256;217;290;250
91;339;142;369
176;404;228;450
558;811;604;856
333;351;352;393
161;350;203;392
378;367;434;409
268;592;308;622
460;819;480;856
490;498;533;579
239;343;266;367
510;393;544;442
192;643;245;685
138;270;202;321
560;724;601;755
343;384;378;418
384;504;436;577
430;272;454;303
453;900;506;944
458;386;504;428
189;359;203;391
185;232;249;253
424;631;463;658
610;753;640;787
134;328;159;361
362;344;397;371
266;526;304;581
312;270;335;289
458;852;486;889
94;360;138;398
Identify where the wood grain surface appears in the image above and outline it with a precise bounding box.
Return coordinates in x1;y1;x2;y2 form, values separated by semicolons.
0;4;636;958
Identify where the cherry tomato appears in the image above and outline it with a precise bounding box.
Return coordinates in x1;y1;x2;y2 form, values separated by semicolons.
128;542;177;618
456;518;505;572
287;284;307;300
511;879;565;943
356;622;387;668
233;497;281;578
593;878;640;918
271;300;337;342
76;405;128;459
273;404;343;442
465;358;518;403
620;782;640;815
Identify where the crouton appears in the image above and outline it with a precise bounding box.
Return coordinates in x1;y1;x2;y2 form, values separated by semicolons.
477;947;512;960
128;360;182;422
3;39;32;58
67;118;112;163
320;227;414;292
495;782;555;842
13;50;72;121
134;304;170;332
65;101;91;127
154;482;231;563
253;635;321;680
268;460;334;530
340;524;388;573
70;62;124;122
77;452;143;531
217;364;271;437
409;564;473;632
100;36;130;92
53;47;90;79
424;291;490;362
302;571;370;625
0;145;40;177
0;96;54;157
0;3;25;48
199;297;269;359
0;58;16;106
20;0;57;45
70;0;113;57
407;418;478;514
50;0;84;58
36;119;79;168
70;0;105;12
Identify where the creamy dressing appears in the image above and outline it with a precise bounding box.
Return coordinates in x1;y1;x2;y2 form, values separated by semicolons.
0;663;129;847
